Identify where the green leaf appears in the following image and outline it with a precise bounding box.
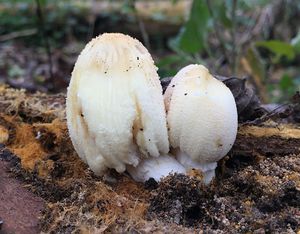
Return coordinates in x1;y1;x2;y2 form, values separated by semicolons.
279;74;294;91
157;55;182;68
239;0;271;10
37;0;47;7
210;0;232;28
256;40;296;62
157;55;184;77
216;2;232;28
291;31;300;54
175;0;210;53
278;73;298;100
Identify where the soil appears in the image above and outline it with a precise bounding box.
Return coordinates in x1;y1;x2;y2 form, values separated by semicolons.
0;85;299;233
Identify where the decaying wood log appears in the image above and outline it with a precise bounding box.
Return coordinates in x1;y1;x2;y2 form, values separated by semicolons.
0;85;299;233
234;123;300;157
0;84;299;169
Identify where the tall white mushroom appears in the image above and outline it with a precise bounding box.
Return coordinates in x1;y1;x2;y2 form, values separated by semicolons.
66;33;184;182
164;64;238;184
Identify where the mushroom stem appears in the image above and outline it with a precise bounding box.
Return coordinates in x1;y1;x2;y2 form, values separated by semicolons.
174;149;217;184
126;154;186;182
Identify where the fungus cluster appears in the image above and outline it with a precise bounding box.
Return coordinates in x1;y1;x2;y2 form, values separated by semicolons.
66;33;238;184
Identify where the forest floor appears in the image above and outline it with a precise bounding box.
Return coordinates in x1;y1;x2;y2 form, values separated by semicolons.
0;85;299;233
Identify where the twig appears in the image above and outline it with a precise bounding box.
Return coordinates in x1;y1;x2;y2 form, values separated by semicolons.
206;0;230;67
241;1;281;47
230;0;238;74
137;17;151;50
0;29;37;42
240;56;268;103
131;1;151;50
35;0;54;83
239;11;261;46
87;0;96;40
242;103;291;125
214;55;225;72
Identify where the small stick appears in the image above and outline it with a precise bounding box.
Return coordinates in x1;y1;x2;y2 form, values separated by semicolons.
35;0;54;84
0;29;37;42
230;0;238;74
206;0;231;68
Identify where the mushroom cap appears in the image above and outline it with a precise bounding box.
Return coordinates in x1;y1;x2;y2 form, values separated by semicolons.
165;64;238;164
66;33;169;175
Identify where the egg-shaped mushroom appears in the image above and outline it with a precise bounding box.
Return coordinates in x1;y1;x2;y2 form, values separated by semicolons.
164;64;238;184
66;33;184;182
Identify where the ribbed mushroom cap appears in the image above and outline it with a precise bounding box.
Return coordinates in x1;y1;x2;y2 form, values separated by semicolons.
165;64;238;165
66;33;169;175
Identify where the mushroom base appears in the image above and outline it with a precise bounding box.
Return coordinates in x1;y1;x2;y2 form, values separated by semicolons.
126;154;186;182
175;149;217;184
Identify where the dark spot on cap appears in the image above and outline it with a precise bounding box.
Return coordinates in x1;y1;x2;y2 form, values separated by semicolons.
172;85;175;87
140;128;143;131
184;93;187;96
216;138;223;147
168;128;170;131
149;139;151;141
80;113;84;117
137;57;139;60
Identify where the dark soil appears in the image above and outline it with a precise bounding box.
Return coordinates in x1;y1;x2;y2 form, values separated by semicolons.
148;155;300;233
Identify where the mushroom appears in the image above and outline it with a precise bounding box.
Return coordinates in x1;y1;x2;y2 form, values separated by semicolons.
164;64;238;184
66;33;184;182
127;154;185;182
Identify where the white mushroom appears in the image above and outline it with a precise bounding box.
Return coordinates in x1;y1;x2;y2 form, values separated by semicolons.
66;33;184;182
127;154;185;182
164;64;238;184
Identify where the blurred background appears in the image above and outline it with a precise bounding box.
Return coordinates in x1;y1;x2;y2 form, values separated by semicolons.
0;0;299;103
